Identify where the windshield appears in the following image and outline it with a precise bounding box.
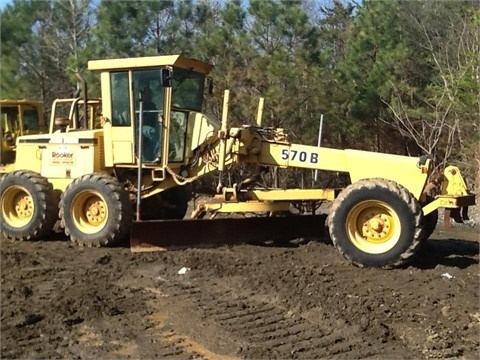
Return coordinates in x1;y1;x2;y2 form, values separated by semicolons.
172;67;205;112
23;109;40;131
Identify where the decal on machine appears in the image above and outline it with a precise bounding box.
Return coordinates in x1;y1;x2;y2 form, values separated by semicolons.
281;148;319;164
50;146;75;165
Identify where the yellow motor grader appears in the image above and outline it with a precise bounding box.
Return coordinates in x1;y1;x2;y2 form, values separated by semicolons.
1;94;102;165
0;55;475;268
0;99;45;165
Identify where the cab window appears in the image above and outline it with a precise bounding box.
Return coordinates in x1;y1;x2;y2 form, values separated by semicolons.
169;110;188;162
23;109;40;131
111;72;130;126
172;68;205;111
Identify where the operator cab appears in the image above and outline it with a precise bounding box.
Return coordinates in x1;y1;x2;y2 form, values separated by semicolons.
110;68;202;162
88;55;213;167
1;100;44;135
1;100;44;164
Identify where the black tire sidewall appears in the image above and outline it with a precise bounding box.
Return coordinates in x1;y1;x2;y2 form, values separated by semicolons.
330;184;416;268
421;209;439;240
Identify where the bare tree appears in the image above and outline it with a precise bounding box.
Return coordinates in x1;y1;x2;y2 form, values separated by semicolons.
381;2;479;178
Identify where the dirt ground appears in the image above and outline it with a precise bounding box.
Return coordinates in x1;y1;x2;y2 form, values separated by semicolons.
1;206;479;359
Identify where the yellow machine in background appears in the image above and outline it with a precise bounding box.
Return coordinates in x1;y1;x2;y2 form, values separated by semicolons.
0;55;475;268
0;100;45;165
0;96;102;165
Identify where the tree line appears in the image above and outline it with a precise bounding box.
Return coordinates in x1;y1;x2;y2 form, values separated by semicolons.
1;0;478;187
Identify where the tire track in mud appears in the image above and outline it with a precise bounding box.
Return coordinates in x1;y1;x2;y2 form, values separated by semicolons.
140;287;237;360
150;272;378;359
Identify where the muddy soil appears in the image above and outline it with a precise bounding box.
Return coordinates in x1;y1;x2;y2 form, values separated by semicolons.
1;212;479;359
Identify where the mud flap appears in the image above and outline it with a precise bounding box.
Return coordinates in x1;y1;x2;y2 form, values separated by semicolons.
130;215;327;252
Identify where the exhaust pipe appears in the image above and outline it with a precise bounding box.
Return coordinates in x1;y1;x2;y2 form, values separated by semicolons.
75;72;88;129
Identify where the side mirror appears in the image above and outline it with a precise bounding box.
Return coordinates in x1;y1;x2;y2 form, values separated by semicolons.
161;68;172;88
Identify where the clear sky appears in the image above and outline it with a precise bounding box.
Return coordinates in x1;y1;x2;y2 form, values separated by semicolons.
0;0;12;10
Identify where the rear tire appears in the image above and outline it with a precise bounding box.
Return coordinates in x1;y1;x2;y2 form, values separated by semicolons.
328;178;423;268
1;170;58;240
59;173;132;247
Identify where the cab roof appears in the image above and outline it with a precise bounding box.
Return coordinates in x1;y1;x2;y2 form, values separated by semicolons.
0;99;44;107
88;55;213;74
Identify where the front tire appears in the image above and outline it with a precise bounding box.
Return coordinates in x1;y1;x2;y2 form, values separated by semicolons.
328;178;423;268
1;170;58;240
420;209;438;241
59;173;132;247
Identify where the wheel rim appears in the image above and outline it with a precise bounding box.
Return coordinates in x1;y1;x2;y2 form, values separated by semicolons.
71;190;108;234
346;200;401;254
1;185;34;227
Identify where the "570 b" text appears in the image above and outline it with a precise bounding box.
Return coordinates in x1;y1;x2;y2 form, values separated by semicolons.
281;149;318;164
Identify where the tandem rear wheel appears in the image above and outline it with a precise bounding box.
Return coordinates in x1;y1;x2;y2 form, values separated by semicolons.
59;173;132;247
0;170;58;241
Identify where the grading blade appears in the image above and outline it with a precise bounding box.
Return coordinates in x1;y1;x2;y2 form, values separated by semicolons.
130;214;327;252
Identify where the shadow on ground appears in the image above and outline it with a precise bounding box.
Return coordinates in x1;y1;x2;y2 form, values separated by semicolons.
414;238;479;269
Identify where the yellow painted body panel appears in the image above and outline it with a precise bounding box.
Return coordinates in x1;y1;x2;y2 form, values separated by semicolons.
197;201;290;215
247;188;337;202
422;194;476;215
112;140;135;164
100;72;114;166
219;186;337;202
442;165;469;195
11;130;105;191
344;149;428;200
10;142;42;174
193;188;338;218
186;112;220;158
258;143;348;171
256;142;428;199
